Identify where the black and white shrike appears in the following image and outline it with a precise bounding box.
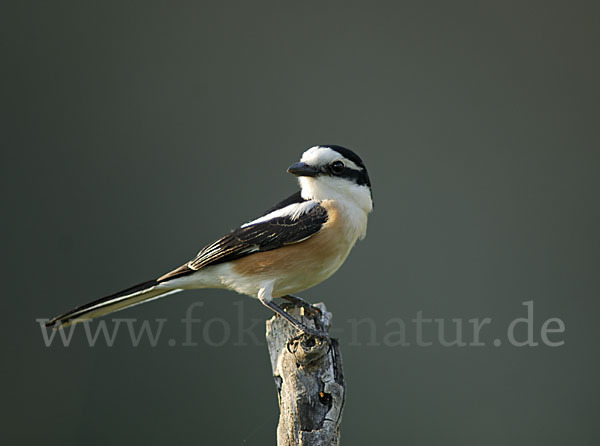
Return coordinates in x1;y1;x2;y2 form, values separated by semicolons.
47;145;373;336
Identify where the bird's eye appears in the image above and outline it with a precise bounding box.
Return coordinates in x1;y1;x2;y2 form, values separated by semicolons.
330;160;345;174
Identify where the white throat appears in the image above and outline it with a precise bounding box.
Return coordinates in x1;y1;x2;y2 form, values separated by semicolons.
299;176;373;240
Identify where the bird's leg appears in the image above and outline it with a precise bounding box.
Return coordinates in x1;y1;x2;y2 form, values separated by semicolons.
280;294;323;321
259;296;327;339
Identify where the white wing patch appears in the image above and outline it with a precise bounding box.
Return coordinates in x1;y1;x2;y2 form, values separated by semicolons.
241;200;318;228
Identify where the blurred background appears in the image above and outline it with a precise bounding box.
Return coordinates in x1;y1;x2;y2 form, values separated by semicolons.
2;1;599;444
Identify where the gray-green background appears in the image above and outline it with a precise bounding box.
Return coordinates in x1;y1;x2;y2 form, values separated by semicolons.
2;1;599;444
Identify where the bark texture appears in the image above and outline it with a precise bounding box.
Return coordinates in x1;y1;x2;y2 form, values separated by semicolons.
266;303;345;446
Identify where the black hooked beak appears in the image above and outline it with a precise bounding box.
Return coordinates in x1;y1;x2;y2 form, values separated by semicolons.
287;162;320;177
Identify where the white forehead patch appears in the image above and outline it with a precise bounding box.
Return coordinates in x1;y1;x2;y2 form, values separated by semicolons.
300;146;362;171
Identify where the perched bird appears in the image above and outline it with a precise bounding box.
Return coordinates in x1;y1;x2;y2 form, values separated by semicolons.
46;145;373;336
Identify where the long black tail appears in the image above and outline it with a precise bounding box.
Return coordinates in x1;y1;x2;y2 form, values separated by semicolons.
46;280;182;329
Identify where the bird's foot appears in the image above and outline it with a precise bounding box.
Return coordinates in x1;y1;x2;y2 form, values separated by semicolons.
281;294;323;319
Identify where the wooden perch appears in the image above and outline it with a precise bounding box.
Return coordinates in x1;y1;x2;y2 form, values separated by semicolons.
266;303;345;446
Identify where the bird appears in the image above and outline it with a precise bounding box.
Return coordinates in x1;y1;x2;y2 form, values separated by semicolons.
46;145;373;337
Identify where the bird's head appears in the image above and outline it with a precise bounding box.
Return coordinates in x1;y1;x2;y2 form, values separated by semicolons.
288;145;373;213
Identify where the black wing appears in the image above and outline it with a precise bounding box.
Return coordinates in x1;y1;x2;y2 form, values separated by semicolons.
261;191;304;214
158;196;327;282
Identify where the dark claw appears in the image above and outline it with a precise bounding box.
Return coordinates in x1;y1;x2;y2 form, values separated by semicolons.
301;326;329;339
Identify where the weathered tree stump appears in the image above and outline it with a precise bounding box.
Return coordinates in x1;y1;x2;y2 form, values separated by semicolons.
266;303;345;446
